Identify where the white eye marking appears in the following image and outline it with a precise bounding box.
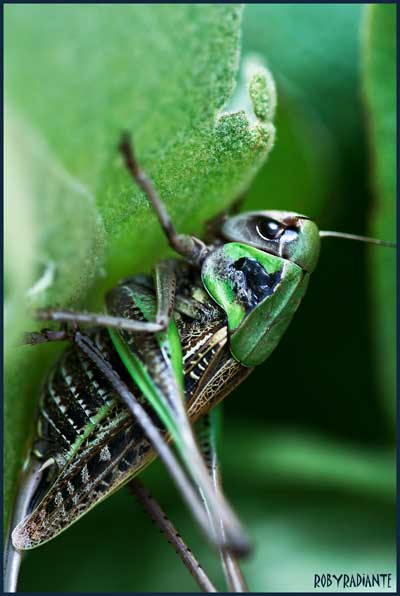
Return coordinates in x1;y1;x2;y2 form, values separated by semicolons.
283;229;298;243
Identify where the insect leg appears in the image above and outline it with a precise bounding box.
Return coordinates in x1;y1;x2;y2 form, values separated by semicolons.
118;307;251;555
72;330;225;550
153;259;177;328
34;308;165;333
22;326;71;345
29;258;176;337
129;479;217;593
118;132;208;267
4;457;55;592
32;261;179;335
196;408;249;593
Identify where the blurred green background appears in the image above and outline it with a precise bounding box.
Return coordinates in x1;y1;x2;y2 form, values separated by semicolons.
4;4;396;592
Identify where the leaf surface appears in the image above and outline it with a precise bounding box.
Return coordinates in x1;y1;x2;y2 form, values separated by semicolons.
363;4;396;427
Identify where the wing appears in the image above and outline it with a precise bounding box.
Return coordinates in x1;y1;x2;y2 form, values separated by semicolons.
12;328;155;550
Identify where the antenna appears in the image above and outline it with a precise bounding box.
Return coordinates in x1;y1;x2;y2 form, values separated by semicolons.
319;230;396;248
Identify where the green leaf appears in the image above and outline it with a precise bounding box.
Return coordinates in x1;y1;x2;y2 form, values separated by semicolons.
240;494;395;592
4;4;275;529
222;427;395;502
5;5;274;283
241;4;364;228
244;91;337;219
243;4;363;145
362;4;396;429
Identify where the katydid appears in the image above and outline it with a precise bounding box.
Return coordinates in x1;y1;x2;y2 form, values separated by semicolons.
4;134;394;593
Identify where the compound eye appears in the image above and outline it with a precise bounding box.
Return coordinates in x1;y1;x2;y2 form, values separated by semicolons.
256;218;283;241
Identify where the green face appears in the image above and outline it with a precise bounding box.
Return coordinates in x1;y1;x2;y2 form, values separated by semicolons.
201;211;320;367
